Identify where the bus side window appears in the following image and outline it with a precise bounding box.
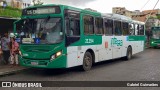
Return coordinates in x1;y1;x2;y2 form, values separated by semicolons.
104;19;113;35
135;24;139;35
84;16;94;35
114;20;122;35
129;23;135;35
95;17;103;35
139;25;144;35
65;18;80;36
122;22;129;35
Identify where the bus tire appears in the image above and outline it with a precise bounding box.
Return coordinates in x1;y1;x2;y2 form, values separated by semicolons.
82;52;93;71
125;47;132;60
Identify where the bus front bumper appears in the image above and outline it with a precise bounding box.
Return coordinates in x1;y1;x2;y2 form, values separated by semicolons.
150;42;160;47
19;56;67;69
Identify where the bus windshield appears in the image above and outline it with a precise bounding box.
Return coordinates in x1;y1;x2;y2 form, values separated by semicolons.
152;30;160;39
17;17;63;44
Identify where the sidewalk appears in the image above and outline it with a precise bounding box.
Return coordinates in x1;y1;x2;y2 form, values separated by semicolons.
0;58;27;76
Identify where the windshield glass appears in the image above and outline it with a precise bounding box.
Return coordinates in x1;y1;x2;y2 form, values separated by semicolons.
16;18;63;44
152;30;160;39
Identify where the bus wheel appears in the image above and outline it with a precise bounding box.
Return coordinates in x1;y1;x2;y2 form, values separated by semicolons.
125;47;132;60
82;52;92;71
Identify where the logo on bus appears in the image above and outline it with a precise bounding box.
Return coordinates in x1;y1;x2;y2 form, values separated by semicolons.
111;38;123;46
85;39;94;44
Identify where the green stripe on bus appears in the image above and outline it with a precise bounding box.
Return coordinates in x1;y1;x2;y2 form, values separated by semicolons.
128;36;145;41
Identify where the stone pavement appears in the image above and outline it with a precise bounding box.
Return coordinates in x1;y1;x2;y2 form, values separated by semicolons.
0;57;27;76
0;65;27;76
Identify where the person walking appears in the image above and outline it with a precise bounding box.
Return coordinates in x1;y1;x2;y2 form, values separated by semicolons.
10;37;19;66
1;32;10;65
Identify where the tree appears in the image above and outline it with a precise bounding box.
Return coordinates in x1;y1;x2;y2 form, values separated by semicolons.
32;0;43;6
157;15;160;20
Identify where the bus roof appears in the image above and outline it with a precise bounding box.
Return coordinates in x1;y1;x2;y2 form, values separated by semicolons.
102;13;145;24
102;13;132;21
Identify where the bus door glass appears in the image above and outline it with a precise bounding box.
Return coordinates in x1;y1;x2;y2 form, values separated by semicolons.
65;10;80;46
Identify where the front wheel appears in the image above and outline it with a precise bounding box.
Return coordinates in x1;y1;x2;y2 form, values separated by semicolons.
81;52;93;71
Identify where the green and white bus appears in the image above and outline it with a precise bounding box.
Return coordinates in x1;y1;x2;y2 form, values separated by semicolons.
14;4;145;71
150;26;160;48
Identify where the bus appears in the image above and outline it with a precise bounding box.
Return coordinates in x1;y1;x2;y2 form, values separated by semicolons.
14;4;145;71
150;26;160;48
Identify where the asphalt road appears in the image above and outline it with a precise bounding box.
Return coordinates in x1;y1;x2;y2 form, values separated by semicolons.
0;48;160;90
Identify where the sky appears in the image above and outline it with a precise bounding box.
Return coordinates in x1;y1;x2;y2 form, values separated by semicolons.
41;0;160;13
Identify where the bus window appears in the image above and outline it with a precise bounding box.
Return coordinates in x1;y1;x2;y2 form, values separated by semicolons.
135;24;139;35
114;20;122;35
129;23;135;35
65;10;80;46
138;25;144;35
84;16;94;35
68;19;80;36
104;19;113;35
95;17;103;35
65;10;80;36
122;22;129;35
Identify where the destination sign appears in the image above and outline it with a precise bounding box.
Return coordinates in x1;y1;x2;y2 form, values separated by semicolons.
22;6;60;15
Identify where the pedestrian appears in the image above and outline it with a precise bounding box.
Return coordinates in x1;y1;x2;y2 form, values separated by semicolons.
0;35;3;57
1;32;10;65
10;37;19;66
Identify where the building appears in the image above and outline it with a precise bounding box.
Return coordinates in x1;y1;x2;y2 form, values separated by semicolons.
132;9;160;22
112;7;160;34
3;0;33;9
112;7;137;18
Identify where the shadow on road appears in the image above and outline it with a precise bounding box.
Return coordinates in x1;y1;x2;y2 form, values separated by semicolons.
21;55;141;77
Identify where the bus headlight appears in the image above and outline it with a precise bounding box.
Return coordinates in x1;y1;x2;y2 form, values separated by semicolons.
151;42;154;44
50;51;62;61
56;51;62;57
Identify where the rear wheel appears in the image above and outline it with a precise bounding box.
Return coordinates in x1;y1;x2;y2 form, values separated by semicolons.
82;52;93;71
125;47;132;60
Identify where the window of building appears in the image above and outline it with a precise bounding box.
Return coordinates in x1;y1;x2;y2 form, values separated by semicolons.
114;20;122;35
83;16;94;35
104;19;113;35
122;22;129;35
95;17;103;34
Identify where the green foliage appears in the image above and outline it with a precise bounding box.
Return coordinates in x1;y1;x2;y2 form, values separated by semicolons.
157;15;160;20
0;6;21;18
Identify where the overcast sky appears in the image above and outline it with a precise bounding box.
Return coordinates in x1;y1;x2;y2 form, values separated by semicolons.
41;0;160;13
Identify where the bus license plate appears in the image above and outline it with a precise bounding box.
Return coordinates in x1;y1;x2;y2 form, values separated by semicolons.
31;62;38;65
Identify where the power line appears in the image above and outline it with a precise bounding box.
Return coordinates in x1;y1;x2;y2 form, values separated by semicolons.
140;0;151;11
145;0;160;24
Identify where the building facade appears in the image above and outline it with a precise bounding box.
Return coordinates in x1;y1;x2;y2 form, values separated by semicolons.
113;7;160;22
4;0;33;9
112;7;137;18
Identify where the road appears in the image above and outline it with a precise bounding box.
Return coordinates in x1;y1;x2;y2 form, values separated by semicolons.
0;48;160;90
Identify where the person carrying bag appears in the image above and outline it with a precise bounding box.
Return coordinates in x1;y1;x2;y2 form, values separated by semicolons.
10;37;19;66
